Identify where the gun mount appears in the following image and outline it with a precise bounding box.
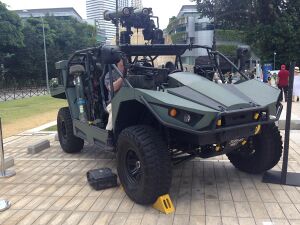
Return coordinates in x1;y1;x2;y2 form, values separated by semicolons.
104;7;164;45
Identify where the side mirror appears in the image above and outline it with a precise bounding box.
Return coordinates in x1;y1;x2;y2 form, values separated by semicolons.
101;45;122;64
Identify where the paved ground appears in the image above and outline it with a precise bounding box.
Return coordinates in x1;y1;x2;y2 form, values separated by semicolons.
0;101;300;225
1;130;300;225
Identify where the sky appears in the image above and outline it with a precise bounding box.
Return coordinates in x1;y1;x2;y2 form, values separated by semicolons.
1;0;195;29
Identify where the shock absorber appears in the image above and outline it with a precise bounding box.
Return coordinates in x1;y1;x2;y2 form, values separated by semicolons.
70;65;87;122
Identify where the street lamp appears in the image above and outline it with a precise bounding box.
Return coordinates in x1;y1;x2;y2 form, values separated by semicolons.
41;17;49;93
274;52;277;70
115;0;119;46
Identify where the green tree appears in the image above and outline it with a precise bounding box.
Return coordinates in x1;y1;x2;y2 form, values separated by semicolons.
5;16;96;85
195;0;300;66
0;1;23;82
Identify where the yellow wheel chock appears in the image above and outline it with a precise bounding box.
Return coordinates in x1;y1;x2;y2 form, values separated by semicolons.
152;194;175;214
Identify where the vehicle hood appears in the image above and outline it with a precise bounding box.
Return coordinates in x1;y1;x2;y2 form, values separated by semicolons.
166;72;280;112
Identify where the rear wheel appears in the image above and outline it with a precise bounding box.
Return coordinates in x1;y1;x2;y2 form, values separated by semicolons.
227;123;282;174
117;125;172;205
57;107;84;153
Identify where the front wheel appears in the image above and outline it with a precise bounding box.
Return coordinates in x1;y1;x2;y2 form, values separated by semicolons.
117;125;172;205
57;107;84;153
227;123;282;174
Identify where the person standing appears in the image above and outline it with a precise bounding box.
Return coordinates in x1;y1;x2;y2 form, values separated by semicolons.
293;66;300;102
277;64;289;102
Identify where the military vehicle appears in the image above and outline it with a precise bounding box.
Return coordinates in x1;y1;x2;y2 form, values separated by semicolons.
51;7;283;205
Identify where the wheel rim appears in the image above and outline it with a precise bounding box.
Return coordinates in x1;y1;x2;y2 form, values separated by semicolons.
236;139;257;158
125;150;142;184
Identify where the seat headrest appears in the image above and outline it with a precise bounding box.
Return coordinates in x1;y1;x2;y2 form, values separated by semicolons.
69;65;85;75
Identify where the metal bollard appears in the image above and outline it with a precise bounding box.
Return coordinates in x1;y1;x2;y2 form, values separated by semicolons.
0;118;16;178
0;118;14;211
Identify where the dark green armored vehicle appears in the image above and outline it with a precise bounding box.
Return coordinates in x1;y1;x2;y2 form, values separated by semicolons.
51;7;283;205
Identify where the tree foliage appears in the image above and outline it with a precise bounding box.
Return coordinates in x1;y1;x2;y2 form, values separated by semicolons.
0;2;96;86
196;0;300;66
0;1;23;67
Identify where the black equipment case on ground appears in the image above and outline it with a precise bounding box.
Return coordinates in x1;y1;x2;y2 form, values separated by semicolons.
87;168;118;190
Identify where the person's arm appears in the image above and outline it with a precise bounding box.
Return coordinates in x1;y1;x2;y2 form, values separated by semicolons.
105;76;123;92
112;77;123;92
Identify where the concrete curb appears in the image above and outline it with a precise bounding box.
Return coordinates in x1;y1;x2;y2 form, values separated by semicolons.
3;156;14;169
54;133;59;141
27;140;50;154
279;120;300;130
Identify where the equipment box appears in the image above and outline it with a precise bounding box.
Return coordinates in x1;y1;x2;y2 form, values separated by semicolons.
87;168;118;190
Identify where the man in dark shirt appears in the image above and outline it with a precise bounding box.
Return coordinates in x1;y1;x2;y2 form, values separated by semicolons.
277;64;289;102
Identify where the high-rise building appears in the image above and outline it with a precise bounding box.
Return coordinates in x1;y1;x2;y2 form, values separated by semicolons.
131;0;143;9
15;8;82;21
86;0;129;43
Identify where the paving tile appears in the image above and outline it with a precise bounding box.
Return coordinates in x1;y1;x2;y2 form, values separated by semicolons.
32;211;58;225
234;201;253;218
78;212;99;225
35;196;59;210
249;201;270;219
3;210;30;225
17;210;45;225
271;219;291;225
244;188;262;202
264;202;286;219
11;196;34;209
90;197;111;212
230;188;248;202
47;211;73;225
254;218;273;225
63;196;85;210
63;211;85;225
238;217;256;225
290;220;300;225
0;209;19;225
190;199;205;216
131;203;146;213
205;200;221;216
75;196;97;211
220;201;237;217
156;214;174;225
92;212;114;225
175;197;191;215
189;215;205;225
258;189;277;203
217;188;233;201
48;196;73;211
172;214;189;225
272;190;292;203
124;213;143;225
280;203;300;219
109;212;128;225
118;196;134;213
63;185;84;197
103;197;124;212
222;217;239;225
205;216;222;225
22;196;48;210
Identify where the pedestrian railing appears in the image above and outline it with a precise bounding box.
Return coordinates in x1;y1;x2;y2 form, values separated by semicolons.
0;86;47;101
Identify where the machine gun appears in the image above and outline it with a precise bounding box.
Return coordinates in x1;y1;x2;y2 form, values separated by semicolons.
104;7;164;45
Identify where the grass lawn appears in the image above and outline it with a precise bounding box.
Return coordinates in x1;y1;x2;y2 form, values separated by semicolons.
43;125;57;131
0;95;66;138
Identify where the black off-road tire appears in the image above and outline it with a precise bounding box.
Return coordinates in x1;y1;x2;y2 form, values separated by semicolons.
117;125;172;205
227;123;282;174
57;107;84;153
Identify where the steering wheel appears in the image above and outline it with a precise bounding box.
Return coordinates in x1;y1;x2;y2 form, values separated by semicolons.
169;69;182;74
